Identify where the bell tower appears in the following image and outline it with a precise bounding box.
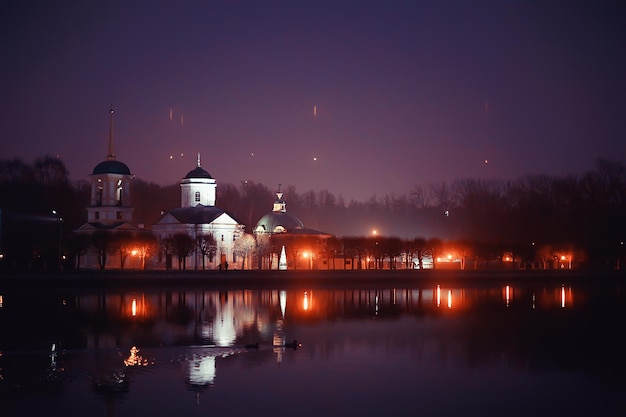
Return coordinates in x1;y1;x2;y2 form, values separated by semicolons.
86;107;134;225
180;153;217;208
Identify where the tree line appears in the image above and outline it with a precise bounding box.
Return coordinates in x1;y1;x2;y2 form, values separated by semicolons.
1;155;625;270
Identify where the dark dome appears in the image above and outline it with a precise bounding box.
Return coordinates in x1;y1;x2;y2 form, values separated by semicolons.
255;212;304;234
184;166;213;179
92;160;131;175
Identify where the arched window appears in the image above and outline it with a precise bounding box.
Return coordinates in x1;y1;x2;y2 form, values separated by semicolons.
116;179;123;206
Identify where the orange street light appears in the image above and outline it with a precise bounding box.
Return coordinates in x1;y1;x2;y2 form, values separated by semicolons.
302;251;313;269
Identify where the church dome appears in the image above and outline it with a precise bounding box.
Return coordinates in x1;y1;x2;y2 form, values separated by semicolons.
92;160;131;175
255;212;304;234
254;190;304;234
184;166;213;179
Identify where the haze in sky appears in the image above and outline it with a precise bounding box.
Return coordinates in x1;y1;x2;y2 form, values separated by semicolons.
2;1;624;202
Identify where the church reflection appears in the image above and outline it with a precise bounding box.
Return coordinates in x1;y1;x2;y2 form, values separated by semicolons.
186;354;215;404
0;282;593;403
46;284;581;352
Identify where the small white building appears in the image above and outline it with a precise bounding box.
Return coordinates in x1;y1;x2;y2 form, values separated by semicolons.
153;155;244;270
254;187;332;269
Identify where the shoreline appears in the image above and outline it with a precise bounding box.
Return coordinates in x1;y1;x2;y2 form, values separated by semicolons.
1;268;624;290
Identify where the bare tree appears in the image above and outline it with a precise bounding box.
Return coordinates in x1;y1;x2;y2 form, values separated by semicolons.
412;238;428;269
67;233;91;270
410;184;432;208
402;238;415;269
426;237;443;269
0;157;34;182
172;233;195;270
112;231;134;269
197;233;217;270
91;230;113;270
340;237;361;270
160;237;175;269
135;232;157;270
33;155;69;186
255;233;271;269
430;181;456;213
234;233;256;270
319;236;340;270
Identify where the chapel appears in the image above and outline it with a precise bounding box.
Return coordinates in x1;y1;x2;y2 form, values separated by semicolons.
254;186;332;269
152;154;244;270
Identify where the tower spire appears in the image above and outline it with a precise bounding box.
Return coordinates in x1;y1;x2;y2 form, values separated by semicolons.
106;105;116;161
197;152;201;167
274;183;286;212
276;183;283;201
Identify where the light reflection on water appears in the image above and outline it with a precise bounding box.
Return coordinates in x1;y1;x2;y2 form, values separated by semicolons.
0;279;624;416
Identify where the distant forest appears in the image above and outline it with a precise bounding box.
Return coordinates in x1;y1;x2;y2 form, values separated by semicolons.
1;155;625;270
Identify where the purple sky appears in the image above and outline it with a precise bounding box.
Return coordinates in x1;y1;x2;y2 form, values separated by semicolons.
2;1;625;202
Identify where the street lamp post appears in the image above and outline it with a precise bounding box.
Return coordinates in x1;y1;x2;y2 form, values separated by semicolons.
559;254;572;270
303;251;313;270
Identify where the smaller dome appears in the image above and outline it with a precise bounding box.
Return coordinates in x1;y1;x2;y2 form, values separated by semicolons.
255;212;304;234
92;160;131;175
184;166;213;179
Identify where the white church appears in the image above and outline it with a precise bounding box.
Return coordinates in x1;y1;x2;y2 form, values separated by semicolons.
152;154;244;270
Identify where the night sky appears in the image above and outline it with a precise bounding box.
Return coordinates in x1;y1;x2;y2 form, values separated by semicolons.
2;1;624;202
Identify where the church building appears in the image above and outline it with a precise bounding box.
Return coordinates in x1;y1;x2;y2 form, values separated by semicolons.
152;154;244;270
254;187;332;269
75;108;145;269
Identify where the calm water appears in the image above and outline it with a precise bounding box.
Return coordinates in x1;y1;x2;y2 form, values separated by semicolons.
1;275;625;417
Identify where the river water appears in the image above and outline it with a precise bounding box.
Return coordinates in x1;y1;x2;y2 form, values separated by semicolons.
1;274;624;416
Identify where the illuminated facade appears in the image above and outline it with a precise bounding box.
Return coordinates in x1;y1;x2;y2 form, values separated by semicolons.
254;188;332;269
152;154;244;270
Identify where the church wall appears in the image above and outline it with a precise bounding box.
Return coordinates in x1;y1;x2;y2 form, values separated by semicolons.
105;179;114;206
180;178;216;207
152;221;243;270
90;174;132;208
86;171;134;225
